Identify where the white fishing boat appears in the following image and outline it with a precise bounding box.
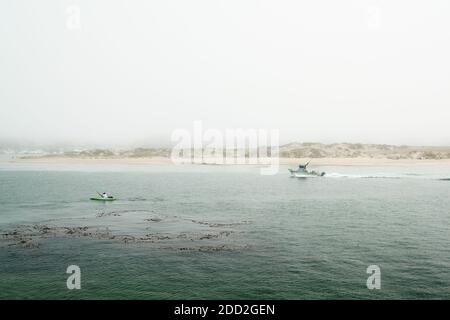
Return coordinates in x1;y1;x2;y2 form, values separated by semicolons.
288;161;325;178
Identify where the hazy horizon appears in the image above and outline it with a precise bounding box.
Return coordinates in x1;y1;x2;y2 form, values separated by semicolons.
2;138;450;151
1;0;449;147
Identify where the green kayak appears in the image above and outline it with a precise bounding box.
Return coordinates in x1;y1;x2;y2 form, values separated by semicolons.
90;196;116;201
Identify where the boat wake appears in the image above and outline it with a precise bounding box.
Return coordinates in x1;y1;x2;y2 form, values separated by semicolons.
325;173;402;179
325;173;450;180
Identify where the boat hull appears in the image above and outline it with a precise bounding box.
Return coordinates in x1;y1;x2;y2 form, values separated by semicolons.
293;173;321;178
90;197;116;201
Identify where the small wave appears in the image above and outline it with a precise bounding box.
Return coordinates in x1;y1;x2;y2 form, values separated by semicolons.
127;197;147;202
96;209;153;217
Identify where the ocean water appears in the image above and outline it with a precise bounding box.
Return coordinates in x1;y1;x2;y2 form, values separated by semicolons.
0;162;450;299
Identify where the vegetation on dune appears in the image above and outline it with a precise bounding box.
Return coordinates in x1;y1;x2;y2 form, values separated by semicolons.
79;149;115;157
120;148;171;158
13;143;450;160
278;143;450;159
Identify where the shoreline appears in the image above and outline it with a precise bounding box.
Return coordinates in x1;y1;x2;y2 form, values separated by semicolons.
6;156;450;166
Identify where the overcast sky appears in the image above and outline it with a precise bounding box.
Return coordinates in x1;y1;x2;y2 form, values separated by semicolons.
0;0;449;147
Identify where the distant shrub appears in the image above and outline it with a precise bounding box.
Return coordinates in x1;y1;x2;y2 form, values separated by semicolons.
124;148;170;158
280;151;291;158
302;142;320;147
291;149;306;158
419;152;440;160
348;143;363;150
79;149;115;158
63;151;81;157
128;148;154;157
308;148;326;158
